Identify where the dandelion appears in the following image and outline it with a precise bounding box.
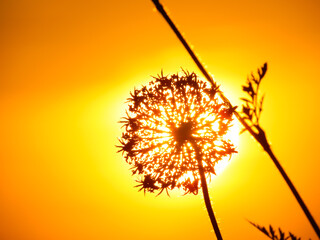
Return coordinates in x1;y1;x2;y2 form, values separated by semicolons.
118;71;237;240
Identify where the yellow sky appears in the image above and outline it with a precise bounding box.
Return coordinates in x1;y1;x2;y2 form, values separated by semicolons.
0;0;319;239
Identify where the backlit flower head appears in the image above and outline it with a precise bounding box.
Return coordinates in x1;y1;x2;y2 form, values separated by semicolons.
118;71;237;195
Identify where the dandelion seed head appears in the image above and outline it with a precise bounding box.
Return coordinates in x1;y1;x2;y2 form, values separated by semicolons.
118;71;237;195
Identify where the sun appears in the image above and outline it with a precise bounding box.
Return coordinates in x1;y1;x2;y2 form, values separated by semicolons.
118;71;238;195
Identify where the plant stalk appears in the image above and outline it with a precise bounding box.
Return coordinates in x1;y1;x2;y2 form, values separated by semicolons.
192;141;223;240
264;144;320;239
151;0;320;238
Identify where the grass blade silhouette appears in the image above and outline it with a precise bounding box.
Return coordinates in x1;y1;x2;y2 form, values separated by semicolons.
151;0;320;238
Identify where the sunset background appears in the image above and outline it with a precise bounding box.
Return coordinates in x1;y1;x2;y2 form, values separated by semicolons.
1;0;320;239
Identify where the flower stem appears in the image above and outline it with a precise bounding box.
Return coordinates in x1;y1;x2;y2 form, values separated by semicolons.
192;141;223;240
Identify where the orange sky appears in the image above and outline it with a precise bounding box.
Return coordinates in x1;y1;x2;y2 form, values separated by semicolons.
0;0;320;239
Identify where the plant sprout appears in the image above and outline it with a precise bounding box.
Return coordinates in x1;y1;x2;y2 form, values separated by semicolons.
118;71;237;240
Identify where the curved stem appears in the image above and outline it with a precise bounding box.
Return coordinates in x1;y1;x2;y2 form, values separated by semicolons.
151;1;320;237
192;142;223;240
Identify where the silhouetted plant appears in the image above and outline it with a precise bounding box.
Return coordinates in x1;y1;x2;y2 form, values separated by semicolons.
151;0;320;237
249;221;311;240
118;71;237;240
239;63;320;238
240;63;267;134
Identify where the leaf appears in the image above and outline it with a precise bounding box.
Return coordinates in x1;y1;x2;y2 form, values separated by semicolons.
258;62;268;80
269;225;275;239
242;82;254;94
279;228;285;240
261;226;271;237
242;106;252;119
240;97;251;103
251;73;257;83
240;63;267;128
